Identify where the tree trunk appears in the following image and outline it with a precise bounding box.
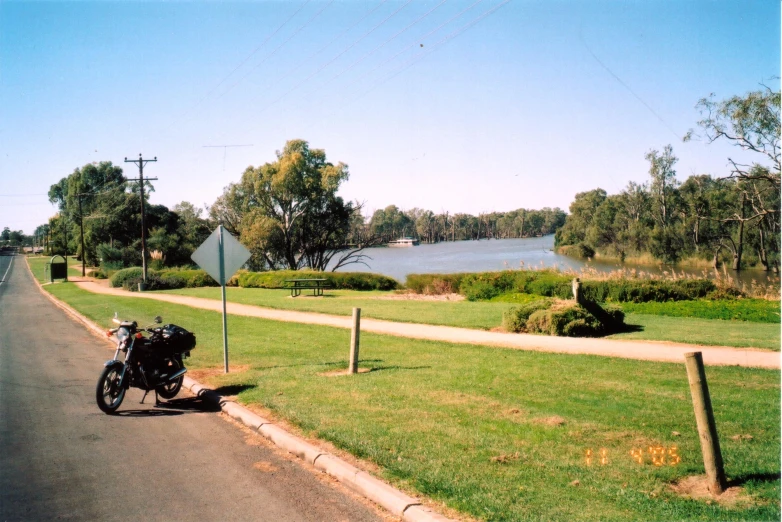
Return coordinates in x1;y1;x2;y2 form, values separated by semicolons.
731;195;746;271
757;224;769;271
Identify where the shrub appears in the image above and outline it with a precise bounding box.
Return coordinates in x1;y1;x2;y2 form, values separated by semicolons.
501;300;552;332
111;267;218;291
239;270;399;291
110;267;143;288
526;304;607;337
503;299;625;337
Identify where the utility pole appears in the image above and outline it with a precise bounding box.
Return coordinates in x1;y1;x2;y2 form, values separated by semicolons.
77;194;87;276
124;153;158;287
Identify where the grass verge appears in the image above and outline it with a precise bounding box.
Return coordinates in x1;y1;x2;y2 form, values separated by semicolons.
160;286;780;350
33;279;781;521
609;314;781;350
27;258;780;350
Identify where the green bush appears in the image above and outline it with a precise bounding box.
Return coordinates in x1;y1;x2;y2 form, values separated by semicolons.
503;299;625;337
579;278;717;303
502;300;552;332
110;267;218;291
110;267;143;288
526;304;610;337
239;270;399;291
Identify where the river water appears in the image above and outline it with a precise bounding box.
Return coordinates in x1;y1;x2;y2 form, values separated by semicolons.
331;235;777;287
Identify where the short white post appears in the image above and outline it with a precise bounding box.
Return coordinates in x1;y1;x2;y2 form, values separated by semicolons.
349;308;361;374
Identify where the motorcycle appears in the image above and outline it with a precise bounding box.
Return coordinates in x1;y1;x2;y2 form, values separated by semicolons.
96;313;196;414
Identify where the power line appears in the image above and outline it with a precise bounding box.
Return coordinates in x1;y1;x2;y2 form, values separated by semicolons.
325;0;450;85
342;0;511;109
217;0;334;100
253;0;414;116
265;0;389;91
578;26;681;141
162;0;312;132
356;0;486;83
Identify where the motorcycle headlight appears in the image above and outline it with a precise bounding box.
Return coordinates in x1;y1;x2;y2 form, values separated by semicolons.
116;327;129;342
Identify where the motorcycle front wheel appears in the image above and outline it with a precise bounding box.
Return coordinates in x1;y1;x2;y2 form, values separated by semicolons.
96;365;126;414
156;358;183;400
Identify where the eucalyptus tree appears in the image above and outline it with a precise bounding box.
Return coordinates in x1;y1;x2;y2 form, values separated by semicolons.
687;86;781;270
219;140;363;271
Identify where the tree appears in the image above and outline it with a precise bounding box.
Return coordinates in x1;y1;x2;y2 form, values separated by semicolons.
687;86;781;271
646;145;679;229
48;162;127;266
223;140;363;271
554;188;607;246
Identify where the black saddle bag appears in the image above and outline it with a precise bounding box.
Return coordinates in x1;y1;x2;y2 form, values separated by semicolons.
160;324;196;355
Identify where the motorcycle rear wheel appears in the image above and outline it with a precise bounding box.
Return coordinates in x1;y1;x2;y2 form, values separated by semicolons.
156;358;183;400
96;365;126;414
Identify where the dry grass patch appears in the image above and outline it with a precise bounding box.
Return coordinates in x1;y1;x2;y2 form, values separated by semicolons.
374;291;464;302
533;415;567;426
188;364;251;383
670;475;753;507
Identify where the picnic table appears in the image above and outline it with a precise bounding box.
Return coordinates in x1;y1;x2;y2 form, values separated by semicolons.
285;278;331;297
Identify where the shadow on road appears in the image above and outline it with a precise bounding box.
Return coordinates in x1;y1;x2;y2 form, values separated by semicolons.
114;396;221;417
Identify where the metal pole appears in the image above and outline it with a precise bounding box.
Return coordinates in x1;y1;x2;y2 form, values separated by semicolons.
138;156;148;285
349;308;361;374
684;352;727;494
219;225;229;373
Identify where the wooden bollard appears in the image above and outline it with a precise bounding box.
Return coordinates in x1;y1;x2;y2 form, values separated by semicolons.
349;308;361;374
571;277;581;304
684;352;727;494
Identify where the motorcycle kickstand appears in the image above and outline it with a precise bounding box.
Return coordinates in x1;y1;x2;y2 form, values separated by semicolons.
154;389;161;406
140;390;149;404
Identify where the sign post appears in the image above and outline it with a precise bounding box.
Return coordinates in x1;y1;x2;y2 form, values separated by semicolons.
191;225;251;373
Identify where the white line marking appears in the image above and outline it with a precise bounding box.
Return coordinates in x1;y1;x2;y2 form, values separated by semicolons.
0;255;14;286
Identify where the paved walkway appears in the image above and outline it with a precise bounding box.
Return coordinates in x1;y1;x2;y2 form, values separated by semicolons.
71;279;780;370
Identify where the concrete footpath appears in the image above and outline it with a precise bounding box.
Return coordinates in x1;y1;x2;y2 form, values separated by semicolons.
71;278;780;370
28;261;454;522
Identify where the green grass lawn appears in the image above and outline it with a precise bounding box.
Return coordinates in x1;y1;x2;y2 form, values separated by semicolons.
611;314;781;351
620;299;780;323
163;286;514;330
157;286;781;350
38;282;781;521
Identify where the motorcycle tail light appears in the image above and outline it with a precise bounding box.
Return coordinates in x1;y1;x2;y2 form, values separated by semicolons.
135;333;143;339
106;330;112;337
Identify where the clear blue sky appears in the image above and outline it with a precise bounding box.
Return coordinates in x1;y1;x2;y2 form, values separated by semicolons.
1;0;778;234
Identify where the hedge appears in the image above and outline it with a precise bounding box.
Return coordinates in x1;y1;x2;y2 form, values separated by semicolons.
239;270;399;291
109;267;219;291
407;269;718;303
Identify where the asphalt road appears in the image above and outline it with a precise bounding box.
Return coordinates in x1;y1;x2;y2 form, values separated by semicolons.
0;254;382;522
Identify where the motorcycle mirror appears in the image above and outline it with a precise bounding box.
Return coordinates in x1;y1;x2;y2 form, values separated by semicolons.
154;316;162;324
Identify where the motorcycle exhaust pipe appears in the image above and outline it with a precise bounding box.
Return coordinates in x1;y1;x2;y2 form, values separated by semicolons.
167;368;187;382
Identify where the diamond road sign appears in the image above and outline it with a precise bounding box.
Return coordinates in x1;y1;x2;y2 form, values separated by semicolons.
191;226;251;285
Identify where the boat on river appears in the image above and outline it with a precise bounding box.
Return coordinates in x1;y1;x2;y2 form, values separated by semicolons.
388;237;420;247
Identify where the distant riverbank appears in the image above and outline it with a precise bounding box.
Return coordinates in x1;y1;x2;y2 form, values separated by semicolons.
330;235;778;286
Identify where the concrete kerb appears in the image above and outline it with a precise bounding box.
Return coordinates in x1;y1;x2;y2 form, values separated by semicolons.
25;259;457;522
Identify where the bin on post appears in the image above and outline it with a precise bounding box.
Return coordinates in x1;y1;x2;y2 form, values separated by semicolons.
47;255;68;283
